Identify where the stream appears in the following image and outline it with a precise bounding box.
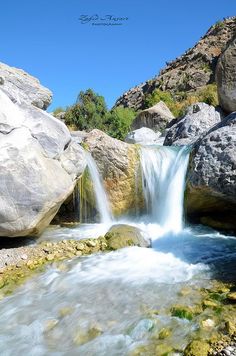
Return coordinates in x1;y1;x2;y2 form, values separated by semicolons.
0;145;236;355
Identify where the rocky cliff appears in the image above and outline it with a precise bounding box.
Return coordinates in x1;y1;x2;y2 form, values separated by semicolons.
114;17;236;111
0;62;52;110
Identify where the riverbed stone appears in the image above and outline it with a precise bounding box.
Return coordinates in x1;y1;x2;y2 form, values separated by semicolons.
105;224;151;250
184;340;210;356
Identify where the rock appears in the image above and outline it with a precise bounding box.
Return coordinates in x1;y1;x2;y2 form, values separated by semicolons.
170;305;195;320
164;102;222;145
114;17;236;111
130;319;154;340
184;340;210;356
158;328;171;339
227;292;236;302
105;224;151;249
216;37;236;113
155;344;173;355
73;325;102;346
71;131;89;144
202;300;219;309
0;62;52;109
54;111;66;122
201;319;215;329
186;112;236;231
131;101;175;133
19;103;71;158
0;89;86;237
225;320;236;334
83;129;143;216
125;127;162;145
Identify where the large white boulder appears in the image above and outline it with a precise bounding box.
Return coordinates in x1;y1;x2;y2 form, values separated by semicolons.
0;90;86;237
125;127;162;145
0;62;52;110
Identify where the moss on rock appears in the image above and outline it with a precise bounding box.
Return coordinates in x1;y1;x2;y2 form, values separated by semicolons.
184;340;210;356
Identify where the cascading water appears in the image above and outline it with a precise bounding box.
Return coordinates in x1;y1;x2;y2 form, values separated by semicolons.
140;145;190;233
81;152;113;224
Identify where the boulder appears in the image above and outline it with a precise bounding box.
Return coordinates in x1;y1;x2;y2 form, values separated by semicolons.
71;130;89;144
54;111;66;122
131;101;175;133
216;37;236;113
105;224;151;249
0;62;52;110
125;127;162;145
83;129;143;216
186;112;236;230
0;89;86;237
164;102;222;146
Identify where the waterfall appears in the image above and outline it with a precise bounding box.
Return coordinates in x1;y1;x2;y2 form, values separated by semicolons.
81;152;112;224
140;145;190;233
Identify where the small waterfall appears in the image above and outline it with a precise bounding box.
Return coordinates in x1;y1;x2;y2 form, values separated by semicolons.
140;145;190;233
80;152;113;224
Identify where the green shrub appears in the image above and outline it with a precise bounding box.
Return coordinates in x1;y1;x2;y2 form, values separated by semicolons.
64;89;136;140
197;84;218;106
144;84;218;118
144;89;185;117
64;89;107;131
106;106;136;140
145;89;175;110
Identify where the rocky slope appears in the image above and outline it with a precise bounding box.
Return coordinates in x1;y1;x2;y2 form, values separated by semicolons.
114;17;236;111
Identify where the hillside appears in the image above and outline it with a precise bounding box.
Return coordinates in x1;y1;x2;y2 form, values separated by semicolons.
114;17;236;110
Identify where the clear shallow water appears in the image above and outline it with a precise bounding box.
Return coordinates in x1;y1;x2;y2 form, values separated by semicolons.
1;145;236;355
1;223;236;356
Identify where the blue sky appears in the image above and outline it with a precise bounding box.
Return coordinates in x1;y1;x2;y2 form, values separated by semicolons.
1;0;235;110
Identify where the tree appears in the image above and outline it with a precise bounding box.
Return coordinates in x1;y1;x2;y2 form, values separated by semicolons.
106;106;136;140
64;89;107;131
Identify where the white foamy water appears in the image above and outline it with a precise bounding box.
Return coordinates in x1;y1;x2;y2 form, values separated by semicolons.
84;152;113;224
140;145;190;233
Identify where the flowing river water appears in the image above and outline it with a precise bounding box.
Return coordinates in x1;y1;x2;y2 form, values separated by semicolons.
1;145;236;355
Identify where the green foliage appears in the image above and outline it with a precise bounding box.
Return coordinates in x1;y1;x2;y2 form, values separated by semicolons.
196;84;218;106
106;106;136;140
64;89;107;131
144;84;218;118
145;89;174;111
145;89;185;117
64;89;136;140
